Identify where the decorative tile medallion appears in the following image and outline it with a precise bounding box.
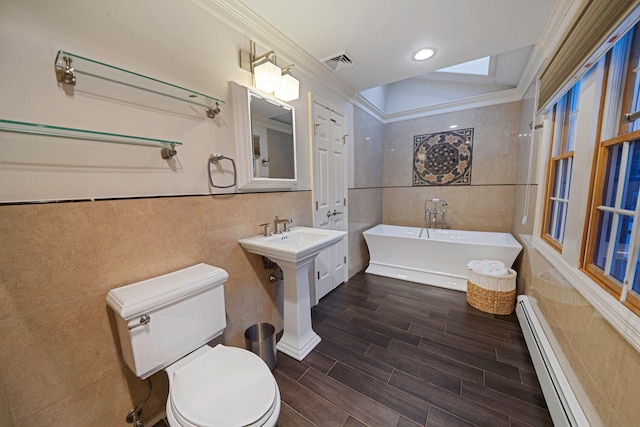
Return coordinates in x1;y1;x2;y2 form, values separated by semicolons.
413;128;473;186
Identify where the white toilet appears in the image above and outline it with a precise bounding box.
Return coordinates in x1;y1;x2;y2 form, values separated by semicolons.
106;263;281;427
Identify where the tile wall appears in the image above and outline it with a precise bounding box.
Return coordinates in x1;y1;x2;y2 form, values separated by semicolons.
347;188;383;277
0;191;311;426
348;107;384;276
516;243;640;426
383;102;521;232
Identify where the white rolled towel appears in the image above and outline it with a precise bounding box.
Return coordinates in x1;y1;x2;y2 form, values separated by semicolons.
467;260;510;277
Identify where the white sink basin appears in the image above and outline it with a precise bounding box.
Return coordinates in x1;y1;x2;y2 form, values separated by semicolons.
239;226;346;264
238;226;346;361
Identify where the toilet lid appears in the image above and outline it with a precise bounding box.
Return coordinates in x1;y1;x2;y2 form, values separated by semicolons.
170;345;276;427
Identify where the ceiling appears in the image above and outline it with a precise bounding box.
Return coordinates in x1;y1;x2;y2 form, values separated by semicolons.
239;0;558;115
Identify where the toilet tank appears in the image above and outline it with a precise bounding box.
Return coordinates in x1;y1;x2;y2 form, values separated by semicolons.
106;263;228;379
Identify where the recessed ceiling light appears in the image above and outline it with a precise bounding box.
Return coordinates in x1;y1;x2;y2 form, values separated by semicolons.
414;48;435;61
449;124;458;129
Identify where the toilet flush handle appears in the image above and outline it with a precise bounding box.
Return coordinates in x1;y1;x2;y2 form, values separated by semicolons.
128;315;151;331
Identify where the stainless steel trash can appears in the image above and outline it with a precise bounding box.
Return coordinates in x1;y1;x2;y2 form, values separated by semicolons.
244;323;277;371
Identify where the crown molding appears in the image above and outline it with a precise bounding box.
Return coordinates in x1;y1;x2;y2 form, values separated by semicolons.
517;44;545;95
190;0;356;101
353;96;387;123
356;88;521;124
516;0;582;98
536;0;586;68
191;0;565;123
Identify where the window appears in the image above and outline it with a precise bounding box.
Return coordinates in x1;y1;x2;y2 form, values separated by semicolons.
542;81;581;251
584;24;640;314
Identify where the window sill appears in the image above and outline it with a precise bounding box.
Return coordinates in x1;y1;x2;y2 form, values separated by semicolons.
532;237;640;353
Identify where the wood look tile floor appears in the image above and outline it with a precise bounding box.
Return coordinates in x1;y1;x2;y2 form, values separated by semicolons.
154;271;552;427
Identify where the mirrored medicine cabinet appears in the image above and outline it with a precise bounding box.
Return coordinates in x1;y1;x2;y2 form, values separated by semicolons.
231;82;297;191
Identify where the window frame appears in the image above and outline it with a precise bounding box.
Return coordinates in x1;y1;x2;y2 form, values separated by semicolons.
582;26;640;315
532;12;640;353
541;83;580;251
583;130;640;315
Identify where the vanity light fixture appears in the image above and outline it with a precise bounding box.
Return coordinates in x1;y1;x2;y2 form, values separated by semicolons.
244;41;299;102
414;48;435;61
275;65;300;102
253;52;282;94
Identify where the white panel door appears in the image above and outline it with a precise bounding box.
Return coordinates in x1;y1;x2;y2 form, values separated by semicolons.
312;104;333;299
312;101;347;303
328;111;346;284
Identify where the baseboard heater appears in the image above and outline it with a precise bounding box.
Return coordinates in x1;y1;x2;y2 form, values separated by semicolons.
515;296;590;426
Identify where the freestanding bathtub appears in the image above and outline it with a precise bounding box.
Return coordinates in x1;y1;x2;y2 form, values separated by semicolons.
363;224;522;292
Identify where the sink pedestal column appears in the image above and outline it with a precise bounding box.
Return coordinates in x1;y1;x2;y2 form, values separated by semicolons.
276;257;321;361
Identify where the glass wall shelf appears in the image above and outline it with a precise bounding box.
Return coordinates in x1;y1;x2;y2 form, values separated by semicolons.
0;119;182;150
55;50;224;118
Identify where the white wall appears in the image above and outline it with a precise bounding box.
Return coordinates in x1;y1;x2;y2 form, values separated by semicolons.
0;0;353;202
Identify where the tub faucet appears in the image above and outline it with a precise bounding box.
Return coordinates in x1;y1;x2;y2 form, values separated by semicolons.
424;198;447;230
273;216;293;234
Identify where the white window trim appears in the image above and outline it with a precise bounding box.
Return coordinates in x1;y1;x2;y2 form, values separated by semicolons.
533;59;640;354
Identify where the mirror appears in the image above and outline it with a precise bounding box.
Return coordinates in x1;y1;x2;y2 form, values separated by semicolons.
231;82;297;191
250;92;295;179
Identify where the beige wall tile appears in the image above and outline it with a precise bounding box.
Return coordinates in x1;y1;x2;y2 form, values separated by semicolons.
565;310;626;400
515;218;640;426
347;188;382;277
383;102;520;188
12;377;117;427
382;185;514;232
0;191;312;425
0;201;128;321
563;343;611;425
512;183;538;236
114;365;169;427
0;371;12;427
353;108;384;189
349;108;384;278
607;345;640;426
0;294;120;421
381;102;519;233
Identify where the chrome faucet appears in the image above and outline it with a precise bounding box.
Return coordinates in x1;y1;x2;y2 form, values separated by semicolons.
420;198;447;237
273;216;293;234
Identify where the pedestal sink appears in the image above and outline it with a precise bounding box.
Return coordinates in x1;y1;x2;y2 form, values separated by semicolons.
239;226;347;360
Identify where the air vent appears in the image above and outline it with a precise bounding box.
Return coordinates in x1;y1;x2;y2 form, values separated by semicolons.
321;51;356;72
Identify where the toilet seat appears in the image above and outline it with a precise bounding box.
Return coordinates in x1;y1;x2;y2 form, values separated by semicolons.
166;345;279;427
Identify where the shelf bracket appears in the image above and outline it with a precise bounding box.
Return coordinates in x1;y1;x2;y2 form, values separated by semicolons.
206;103;221;119
160;144;178;160
55;55;76;86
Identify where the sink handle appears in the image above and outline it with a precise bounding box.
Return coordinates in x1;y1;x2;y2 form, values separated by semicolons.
259;223;272;236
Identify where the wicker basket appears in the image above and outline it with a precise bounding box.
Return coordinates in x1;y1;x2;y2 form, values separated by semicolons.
466;268;517;315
